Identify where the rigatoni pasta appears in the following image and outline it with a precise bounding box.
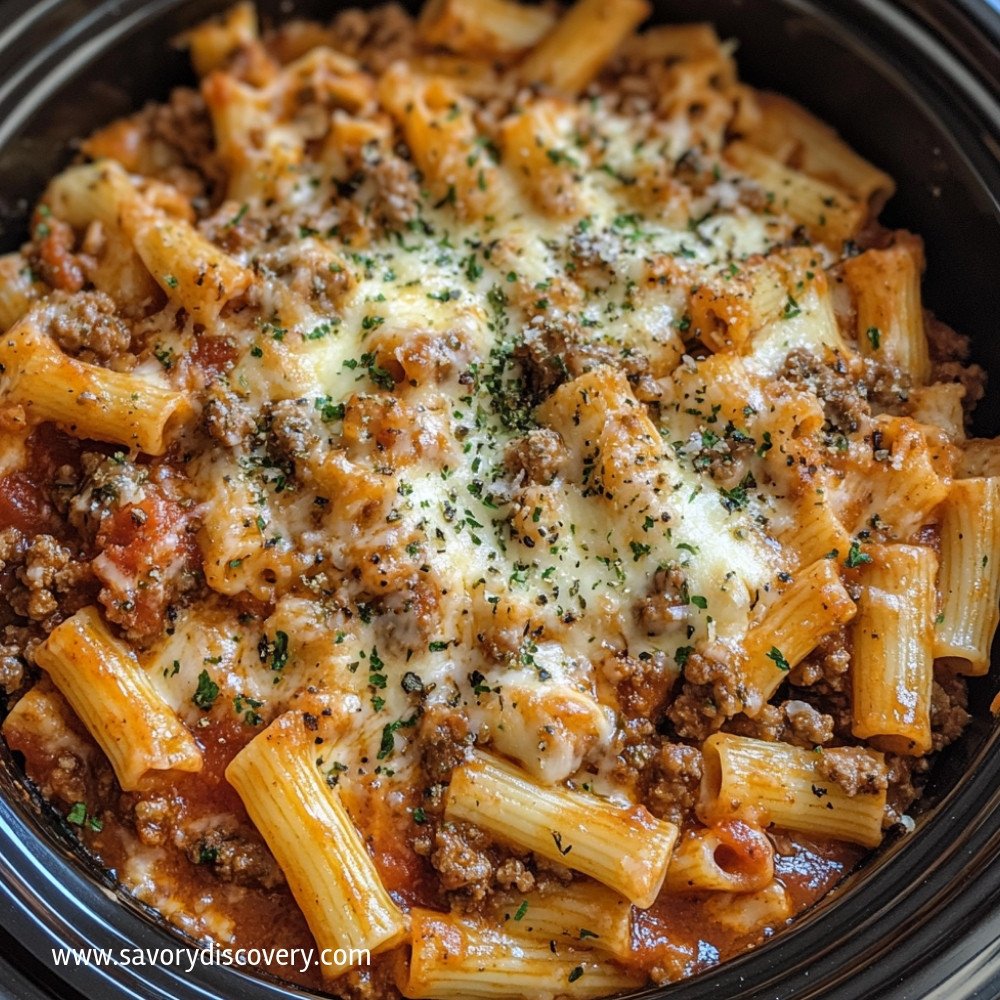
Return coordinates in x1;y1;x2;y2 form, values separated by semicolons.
487;883;633;960
445;751;678;908
0;0;993;996
396;908;644;999
852;545;937;754
516;0;651;94
32;607;202;791
0;311;190;454
699;733;887;848
226;713;407;973
934;477;1000;674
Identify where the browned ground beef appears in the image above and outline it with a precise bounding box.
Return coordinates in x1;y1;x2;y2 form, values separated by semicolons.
883;753;931;828
47;290;133;363
27;216;85;292
417;707;472;786
931;672;971;751
667;648;748;740
635;741;704;827
147;87;225;199
504;428;569;485
789;628;852;692
724;700;835;748
268;398;320;461
368;156;421;233
429;819;501;899
815;746;888;796
203;384;256;448
779;347;910;433
0;528;92;627
185;826;285;889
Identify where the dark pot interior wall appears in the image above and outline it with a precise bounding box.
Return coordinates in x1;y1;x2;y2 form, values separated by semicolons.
0;2;998;999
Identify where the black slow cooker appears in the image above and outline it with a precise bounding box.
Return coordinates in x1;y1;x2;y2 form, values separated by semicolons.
0;0;999;998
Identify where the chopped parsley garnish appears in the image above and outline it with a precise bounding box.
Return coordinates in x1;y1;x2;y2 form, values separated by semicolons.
401;671;424;694
766;646;790;672
781;295;802;319
552;831;573;855
193;670;220;710
153;346;174;369
234;693;263;726
845;541;872;568
226;203;249;228
377;714;419;760
674;646;694;668
259;631;289;672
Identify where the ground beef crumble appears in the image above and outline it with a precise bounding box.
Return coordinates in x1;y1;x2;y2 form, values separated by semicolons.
503;428;569;486
185;826;285;890
667;648;747;740
46;290;133;365
930;672;971;752
617;736;704;827
724;700;835;748
203;383;256;448
815;746;888;797
0;528;93;627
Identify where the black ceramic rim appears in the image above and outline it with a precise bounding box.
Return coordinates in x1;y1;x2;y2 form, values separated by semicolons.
0;1;999;999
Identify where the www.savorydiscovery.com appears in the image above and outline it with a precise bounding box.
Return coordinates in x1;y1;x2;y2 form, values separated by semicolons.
51;944;370;974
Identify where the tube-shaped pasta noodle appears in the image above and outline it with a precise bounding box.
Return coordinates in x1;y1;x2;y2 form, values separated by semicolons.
0;254;40;332
33;607;202;791
501;99;584;217
185;1;259;78
699;733;886;848
42;160;134;230
125;212;253;322
724;141;865;246
225;713;407;973
703;882;792;937
0;313;189;455
516;0;651;95
445;750;677;907
852;544;937;754
620;23;723;64
777;493;852;570
377;67;501;221
691;249;842;356
488;882;632;960
843;415;950;538
471;675;612;784
934;477;1000;674
201;71;305;201
664;821;774;895
842;243;930;384
749;93;895;209
396;908;644;1000
197;475;309;602
418;0;555;57
908;383;966;443
739;558;857;716
44;160;253;321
